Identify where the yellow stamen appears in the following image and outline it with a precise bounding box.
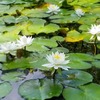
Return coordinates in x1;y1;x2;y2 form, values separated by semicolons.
54;54;61;59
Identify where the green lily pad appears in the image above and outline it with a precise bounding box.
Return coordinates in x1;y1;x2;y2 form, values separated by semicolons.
3;16;16;24
56;70;93;87
50;13;79;24
19;79;63;100
68;53;94;61
63;83;100;100
26;38;58;52
51;36;64;42
0;82;12;99
1;71;24;82
67;60;91;69
3;57;32;70
22;8;49;18
0;54;6;62
94;54;100;60
0;0;15;4
65;30;85;42
92;61;100;68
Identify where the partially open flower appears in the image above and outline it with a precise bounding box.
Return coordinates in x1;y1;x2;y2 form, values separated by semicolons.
75;8;85;17
16;36;34;48
42;51;70;70
46;4;60;14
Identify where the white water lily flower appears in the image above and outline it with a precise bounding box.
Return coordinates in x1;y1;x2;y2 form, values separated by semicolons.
46;4;60;14
42;51;70;70
88;24;100;40
17;36;34;48
75;8;85;17
0;42;18;54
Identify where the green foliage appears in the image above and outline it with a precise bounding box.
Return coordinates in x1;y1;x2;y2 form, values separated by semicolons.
56;70;93;87
0;82;12;99
19;79;63;100
1;72;24;82
63;83;100;100
0;0;100;100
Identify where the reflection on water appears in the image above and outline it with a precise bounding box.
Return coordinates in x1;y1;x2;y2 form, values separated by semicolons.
1;70;45;100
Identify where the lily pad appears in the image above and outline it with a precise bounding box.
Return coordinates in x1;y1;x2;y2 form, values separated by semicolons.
19;79;63;100
65;30;85;42
3;57;32;70
0;82;12;99
26;38;58;52
68;53;94;61
1;71;25;82
56;70;93;87
63;83;100;100
67;60;91;69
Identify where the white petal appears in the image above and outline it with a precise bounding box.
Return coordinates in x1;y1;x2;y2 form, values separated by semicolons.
42;63;53;68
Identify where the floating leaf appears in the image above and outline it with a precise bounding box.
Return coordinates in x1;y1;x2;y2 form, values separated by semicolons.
0;32;19;43
65;30;85;42
51;36;64;42
63;83;100;100
67;60;91;69
50;13;79;24
66;0;99;6
0;82;12;99
92;61;100;68
19;79;63;100
26;38;58;52
68;53;94;61
0;54;6;62
3;57;32;70
3;16;16;24
22;8;49;18
78;14;97;25
56;70;93;87
28;22;60;34
1;72;24;82
0;5;10;15
0;0;15;4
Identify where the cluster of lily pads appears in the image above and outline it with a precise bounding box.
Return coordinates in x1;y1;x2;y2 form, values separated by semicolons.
0;0;100;100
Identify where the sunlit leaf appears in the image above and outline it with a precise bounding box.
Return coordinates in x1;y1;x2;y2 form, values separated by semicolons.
0;32;19;43
66;0;99;6
65;30;85;42
19;79;63;100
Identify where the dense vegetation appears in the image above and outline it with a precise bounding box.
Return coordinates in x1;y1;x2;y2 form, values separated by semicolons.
0;0;100;100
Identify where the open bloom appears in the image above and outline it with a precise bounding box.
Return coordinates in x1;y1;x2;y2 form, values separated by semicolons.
46;4;60;14
16;36;34;48
88;24;100;40
0;42;18;54
75;8;85;17
42;51;70;70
